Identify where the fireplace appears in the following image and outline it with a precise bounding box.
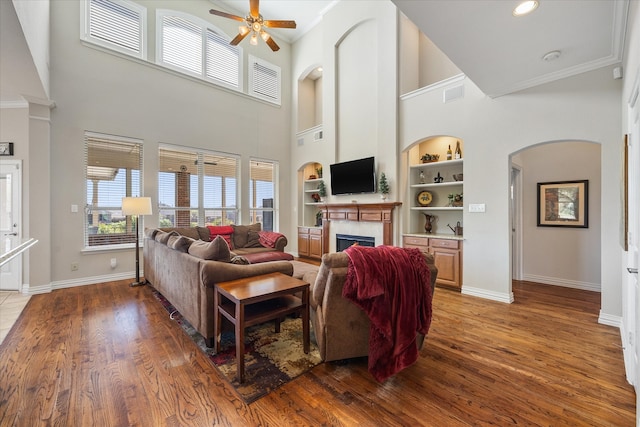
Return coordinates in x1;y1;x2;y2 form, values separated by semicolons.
336;234;375;252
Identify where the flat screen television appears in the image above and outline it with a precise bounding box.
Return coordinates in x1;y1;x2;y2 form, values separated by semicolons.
329;156;376;195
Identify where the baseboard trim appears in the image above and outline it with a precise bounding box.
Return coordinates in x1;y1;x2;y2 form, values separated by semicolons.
461;286;514;304
599;311;622;328
51;271;136;291
522;274;600;292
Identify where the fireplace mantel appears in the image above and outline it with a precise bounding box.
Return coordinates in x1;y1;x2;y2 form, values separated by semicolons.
320;202;402;253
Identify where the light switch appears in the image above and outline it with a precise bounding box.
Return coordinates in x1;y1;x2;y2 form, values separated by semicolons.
71;204;78;213
469;203;486;213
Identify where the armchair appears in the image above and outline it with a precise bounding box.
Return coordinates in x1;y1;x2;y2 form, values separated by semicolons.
303;250;438;362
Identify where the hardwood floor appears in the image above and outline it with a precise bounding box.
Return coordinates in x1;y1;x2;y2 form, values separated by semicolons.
0;279;634;426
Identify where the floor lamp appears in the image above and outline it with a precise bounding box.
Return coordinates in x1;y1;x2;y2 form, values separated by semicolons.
122;197;153;287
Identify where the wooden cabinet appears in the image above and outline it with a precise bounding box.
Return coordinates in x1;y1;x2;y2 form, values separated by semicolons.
403;235;463;291
298;226;323;260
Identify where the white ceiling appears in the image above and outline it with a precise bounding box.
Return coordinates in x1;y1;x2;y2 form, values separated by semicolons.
213;0;630;97
1;0;630;104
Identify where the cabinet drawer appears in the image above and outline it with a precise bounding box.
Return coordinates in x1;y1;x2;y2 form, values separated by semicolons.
429;239;459;249
309;227;322;236
403;236;429;247
298;226;310;235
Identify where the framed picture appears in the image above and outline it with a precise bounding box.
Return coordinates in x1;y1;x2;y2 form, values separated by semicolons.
537;180;589;228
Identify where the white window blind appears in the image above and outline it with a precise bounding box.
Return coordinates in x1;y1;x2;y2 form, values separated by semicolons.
157;11;241;89
160;15;202;75
158;147;239;227
250;160;276;231
84;0;145;58
85;132;143;247
248;55;281;105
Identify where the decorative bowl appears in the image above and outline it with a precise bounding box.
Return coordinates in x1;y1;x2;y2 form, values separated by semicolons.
453;173;464;181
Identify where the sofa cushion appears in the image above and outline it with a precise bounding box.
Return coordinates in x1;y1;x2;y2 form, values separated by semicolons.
207;225;234;248
160;227;200;240
168;235;194;253
232;223;261;248
258;231;285;248
242;251;294;264
188;235;231;262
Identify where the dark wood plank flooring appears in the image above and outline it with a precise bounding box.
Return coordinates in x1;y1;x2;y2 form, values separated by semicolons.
0;278;634;426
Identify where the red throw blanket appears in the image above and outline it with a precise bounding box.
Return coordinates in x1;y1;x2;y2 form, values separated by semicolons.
343;245;433;382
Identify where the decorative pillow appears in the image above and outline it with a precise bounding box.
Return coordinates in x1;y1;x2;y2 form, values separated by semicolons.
168;235;194;253
161;227;200;240
196;226;211;241
232;223;261;248
258;230;284;248
207;225;234;249
144;228;159;239
188;235;231;262
230;255;250;265
155;230;178;244
246;230;263;248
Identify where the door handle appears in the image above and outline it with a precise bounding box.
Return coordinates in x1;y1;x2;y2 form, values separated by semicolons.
4;233;17;236
628;268;639;274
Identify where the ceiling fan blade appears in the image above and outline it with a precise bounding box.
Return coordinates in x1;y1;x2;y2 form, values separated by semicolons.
230;31;250;46
265;36;280;52
209;9;245;22
263;20;297;29
250;0;259;18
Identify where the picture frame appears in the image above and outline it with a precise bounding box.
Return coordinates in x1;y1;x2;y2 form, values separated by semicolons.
537;180;589;228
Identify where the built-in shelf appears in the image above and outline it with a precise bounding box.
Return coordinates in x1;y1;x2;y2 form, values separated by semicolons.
410;158;463;169
410;206;463;211
410;181;463;188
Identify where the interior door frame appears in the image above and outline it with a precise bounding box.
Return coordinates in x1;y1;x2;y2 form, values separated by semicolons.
510;163;523;281
0;160;23;292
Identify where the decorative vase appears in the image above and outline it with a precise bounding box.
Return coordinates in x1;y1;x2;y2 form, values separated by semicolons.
423;213;437;234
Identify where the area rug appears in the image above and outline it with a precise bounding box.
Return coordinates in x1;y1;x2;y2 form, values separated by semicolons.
153;291;322;403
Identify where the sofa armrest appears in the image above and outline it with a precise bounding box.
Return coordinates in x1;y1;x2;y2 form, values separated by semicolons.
303;270;320;308
273;235;288;252
199;259;293;287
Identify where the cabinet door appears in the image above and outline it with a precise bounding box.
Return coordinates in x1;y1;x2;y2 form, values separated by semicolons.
309;235;322;259
298;232;310;257
431;247;460;290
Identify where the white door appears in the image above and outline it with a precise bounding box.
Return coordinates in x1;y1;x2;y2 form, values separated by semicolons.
0;161;22;291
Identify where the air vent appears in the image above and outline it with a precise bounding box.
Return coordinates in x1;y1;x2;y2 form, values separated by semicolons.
313;130;323;141
443;85;464;103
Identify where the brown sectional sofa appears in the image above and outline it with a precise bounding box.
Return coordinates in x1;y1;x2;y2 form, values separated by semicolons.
143;224;293;347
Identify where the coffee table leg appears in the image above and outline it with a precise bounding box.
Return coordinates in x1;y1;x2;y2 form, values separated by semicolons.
214;289;221;353
236;302;245;383
302;287;310;354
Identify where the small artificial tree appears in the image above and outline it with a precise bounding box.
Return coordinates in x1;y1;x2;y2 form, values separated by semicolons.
379;173;390;199
317;181;327;199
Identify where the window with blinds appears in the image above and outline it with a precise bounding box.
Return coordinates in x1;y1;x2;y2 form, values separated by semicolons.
82;0;146;59
250;160;277;231
157;10;241;90
248;55;281;105
85;132;143;247
158;147;239;227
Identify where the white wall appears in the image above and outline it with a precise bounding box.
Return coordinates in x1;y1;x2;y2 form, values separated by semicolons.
517;141;602;291
47;0;292;284
400;66;622;314
12;0;50;99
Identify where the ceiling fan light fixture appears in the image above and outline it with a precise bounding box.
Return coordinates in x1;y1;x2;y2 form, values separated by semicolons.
260;30;270;42
250;32;258;45
238;25;250;36
513;0;539;16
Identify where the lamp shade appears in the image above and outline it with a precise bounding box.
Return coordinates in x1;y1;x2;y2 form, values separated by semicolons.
122;197;153;216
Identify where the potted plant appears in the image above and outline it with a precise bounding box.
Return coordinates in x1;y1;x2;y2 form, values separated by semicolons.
317;181;327;201
379;173;390;200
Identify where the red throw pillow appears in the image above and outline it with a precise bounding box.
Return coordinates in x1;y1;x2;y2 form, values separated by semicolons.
207;225;234;249
258;231;284;248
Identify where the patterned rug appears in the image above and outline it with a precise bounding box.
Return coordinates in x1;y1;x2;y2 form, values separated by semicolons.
153;291;322;403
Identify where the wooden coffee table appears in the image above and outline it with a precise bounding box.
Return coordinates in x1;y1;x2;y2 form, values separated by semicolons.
213;272;310;383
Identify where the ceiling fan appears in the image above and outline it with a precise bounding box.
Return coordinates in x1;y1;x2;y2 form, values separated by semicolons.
209;0;296;52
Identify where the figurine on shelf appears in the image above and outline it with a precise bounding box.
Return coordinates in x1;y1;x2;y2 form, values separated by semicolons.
419;170;426;184
311;193;320;203
434;172;443;183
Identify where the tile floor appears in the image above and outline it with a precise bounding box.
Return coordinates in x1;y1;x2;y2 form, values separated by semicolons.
0;291;31;345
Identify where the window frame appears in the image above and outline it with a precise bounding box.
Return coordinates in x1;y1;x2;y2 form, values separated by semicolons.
156;9;243;92
158;145;240;228
80;0;147;60
84;131;145;251
249;158;278;231
248;55;281;105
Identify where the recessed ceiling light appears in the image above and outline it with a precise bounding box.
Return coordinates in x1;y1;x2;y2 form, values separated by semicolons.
542;50;561;61
513;1;539;16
